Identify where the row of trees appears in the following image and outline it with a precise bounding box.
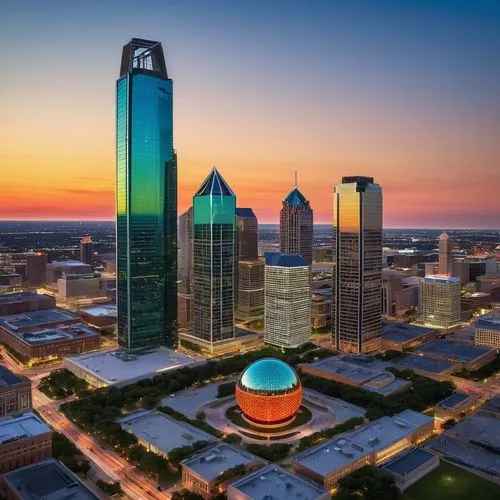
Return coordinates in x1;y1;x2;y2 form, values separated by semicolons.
300;368;454;421
52;431;91;476
96;480;123;497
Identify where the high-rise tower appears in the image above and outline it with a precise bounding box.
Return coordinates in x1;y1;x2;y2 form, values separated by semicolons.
192;168;236;349
332;176;383;354
116;38;177;350
439;232;452;276
279;176;313;264
236;208;258;261
80;236;93;266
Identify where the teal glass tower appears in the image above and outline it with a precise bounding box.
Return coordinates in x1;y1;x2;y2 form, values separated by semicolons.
116;38;177;350
192;168;236;346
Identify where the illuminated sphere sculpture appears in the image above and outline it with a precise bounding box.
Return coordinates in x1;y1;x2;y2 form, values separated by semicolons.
235;358;302;427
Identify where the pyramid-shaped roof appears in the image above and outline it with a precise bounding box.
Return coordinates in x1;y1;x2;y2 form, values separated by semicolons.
195;167;235;197
283;187;310;208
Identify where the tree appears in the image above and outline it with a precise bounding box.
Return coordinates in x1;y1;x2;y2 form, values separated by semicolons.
96;480;123;497
336;466;401;500
171;490;205;500
223;433;242;444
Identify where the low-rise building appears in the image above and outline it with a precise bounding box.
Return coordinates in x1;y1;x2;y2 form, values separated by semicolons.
228;464;329;500
46;260;91;283
118;410;217;458
311;288;331;331
0;365;31;418
0;458;99;500
289;410;434;489
0;412;52;474
0;308;100;364
382;448;439;491
0;292;55;316
78;304;117;330
475;314;500;349
64;347;201;388
414;339;496;371
434;392;480;420
300;355;411;397
381;323;436;351
182;444;265;498
390;354;458;380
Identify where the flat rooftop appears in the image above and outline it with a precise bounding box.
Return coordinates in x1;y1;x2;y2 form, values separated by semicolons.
0;364;22;387
436;392;473;410
424;275;461;284
15;323;98;345
416;339;493;362
2;458;99;499
305;356;379;384
0;292;52;305
292;410;433;477
48;260;88;267
0;412;50;446
482;395;500;415
183;444;260;482
476;314;500;331
66;347;198;386
382;323;435;344
383;448;437;478
391;353;456;374
230;464;327;500
119;410;217;454
448;413;500;452
0;308;76;331
80;304;117;317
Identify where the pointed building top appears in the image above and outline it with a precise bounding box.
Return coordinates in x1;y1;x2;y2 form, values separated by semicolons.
195;167;235;197
439;232;449;239
283;187;310;208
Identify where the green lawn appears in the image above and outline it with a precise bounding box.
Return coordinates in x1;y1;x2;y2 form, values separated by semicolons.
403;461;500;500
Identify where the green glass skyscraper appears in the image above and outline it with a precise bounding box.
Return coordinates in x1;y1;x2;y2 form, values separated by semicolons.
116;38;177;350
192;168;236;348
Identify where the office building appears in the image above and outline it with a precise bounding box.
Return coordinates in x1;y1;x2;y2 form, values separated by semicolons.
279;180;313;264
0;309;100;364
46;261;91;283
178;207;193;293
290;409;434;489
79;236;93;266
264;252;310;348
381;323;436;351
182;444;265;499
228;464;329;500
381;271;419;317
0;292;55;316
438;232;452;276
434;392;479;420
311;288;332;330
236;208;258;261
236;260;264;321
1;459;99;500
475;313;500;348
116;38;177;350
57;272;106;301
0;365;31;418
477;274;500;301
10;253;47;286
0;412;52;474
418;275;461;329
452;260;471;283
192;168;236;351
332;176;383;354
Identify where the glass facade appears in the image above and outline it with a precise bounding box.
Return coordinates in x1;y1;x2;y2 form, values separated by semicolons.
116;39;177;350
192;169;236;344
332;177;382;353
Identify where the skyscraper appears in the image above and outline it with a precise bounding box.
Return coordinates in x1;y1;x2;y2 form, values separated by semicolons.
235;208;264;321
80;236;93;266
279;178;313;264
178;207;193;329
192;168;236;349
439;232;452;276
332;176;383;354
264;252;311;348
419;275;461;329
116;38;177;350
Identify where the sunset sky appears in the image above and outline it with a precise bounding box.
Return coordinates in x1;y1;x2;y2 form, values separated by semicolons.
1;0;499;227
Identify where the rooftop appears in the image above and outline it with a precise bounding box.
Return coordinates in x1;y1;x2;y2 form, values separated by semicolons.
2;458;99;499
283;187;310;208
0;364;22;388
47;260;89;267
482;395;500;416
391;353;456;374
382;448;437;478
183;444;260;481
0;292;53;305
235;207;256;218
437;392;474;410
0;308;76;332
230;464;327;500
477;314;500;331
195;168;235;197
448;413;500;452
416;339;493;362
65;347;198;386
16;323;98;345
265;252;308;268
382;323;435;344
423;275;461;284
119;410;217;454
80;304;117;317
291;410;433;477
0;412;50;446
